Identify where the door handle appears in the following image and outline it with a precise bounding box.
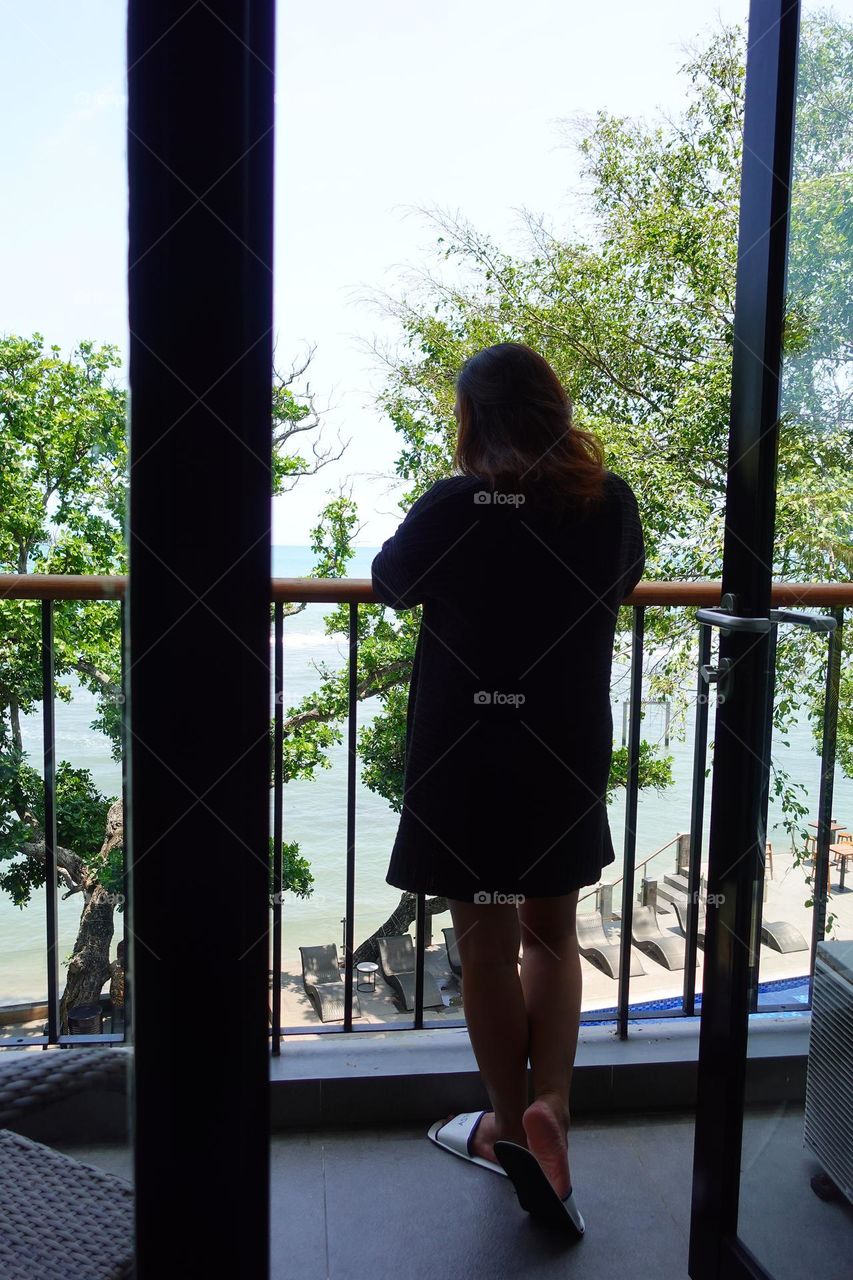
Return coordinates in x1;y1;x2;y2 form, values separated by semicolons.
768;609;837;633
696;609;771;634
695;595;837;636
696;594;771;636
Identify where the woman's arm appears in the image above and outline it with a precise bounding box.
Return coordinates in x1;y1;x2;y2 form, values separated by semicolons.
371;479;469;610
612;476;646;605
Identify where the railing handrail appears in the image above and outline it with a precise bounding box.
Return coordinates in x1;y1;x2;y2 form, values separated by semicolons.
2;574;853;606
578;834;682;905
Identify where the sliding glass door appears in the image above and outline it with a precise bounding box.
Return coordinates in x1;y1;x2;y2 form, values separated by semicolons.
689;2;853;1277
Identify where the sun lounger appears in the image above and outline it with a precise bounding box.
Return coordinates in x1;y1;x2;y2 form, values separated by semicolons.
576;912;645;979
443;926;462;977
672;898;807;955
760;920;809;953
672;897;706;948
377;934;445;1010
299;943;362;1022
631;905;687;970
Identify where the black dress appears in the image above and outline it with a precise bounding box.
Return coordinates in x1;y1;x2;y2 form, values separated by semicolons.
370;471;645;902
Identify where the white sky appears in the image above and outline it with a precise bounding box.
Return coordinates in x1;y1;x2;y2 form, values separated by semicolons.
1;1;748;545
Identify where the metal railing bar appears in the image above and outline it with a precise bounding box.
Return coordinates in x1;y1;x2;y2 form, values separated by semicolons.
617;605;645;1040
684;622;713;1015
271;601;284;1055
119;598;130;1044
343;603;358;1032
414;894;426;1031
750;620;780;1014
41;601;60;1047
809;606;844;1001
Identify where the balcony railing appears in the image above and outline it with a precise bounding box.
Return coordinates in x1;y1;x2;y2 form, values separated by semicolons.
0;575;849;1050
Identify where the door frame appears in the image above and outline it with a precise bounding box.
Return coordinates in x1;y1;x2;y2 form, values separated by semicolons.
688;3;801;1279
127;3;275;1276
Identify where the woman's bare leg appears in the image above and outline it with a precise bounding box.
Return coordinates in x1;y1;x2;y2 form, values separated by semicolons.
447;898;529;1163
518;892;582;1198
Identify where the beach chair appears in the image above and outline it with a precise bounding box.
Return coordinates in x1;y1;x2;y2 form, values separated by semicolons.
576;912;645;979
299;943;362;1022
760;920;809;953
672;897;706;949
377;934;445;1011
631;905;687;970
443;926;462;977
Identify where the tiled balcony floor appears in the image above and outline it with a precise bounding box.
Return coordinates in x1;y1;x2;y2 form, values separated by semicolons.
52;1103;848;1280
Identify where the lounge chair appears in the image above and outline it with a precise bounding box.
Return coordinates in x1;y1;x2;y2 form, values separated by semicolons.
631;905;687;970
672;897;707;948
299;943;362;1022
443;926;462;977
760;920;809;953
0;1048;133;1279
576;912;645;979
377;934;445;1010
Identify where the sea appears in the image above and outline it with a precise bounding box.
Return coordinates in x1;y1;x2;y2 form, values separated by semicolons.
2;545;849;1004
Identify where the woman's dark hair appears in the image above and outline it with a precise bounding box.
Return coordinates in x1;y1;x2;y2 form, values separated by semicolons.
453;343;605;507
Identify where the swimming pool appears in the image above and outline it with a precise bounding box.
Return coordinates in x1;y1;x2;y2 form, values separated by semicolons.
582;974;811;1023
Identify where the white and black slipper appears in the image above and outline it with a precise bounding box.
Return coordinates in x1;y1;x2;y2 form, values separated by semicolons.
493;1139;585;1237
427;1110;508;1176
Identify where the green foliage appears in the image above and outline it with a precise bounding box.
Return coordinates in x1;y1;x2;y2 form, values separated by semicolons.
0;336;128;755
2;18;850;953
0;337;343;922
53;763;116;859
0;745;40;906
269;839;315;901
308;491;360;584
359;13;853;837
607;742;675;804
0;334;127;579
359;685;409;812
0;757;116;907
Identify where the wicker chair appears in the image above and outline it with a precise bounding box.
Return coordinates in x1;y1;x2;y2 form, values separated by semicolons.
0;1048;133;1279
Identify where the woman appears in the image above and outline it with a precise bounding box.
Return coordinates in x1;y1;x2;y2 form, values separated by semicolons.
371;342;644;1235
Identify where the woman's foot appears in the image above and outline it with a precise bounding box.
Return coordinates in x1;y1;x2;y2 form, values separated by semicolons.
522;1094;571;1200
441;1111;527;1166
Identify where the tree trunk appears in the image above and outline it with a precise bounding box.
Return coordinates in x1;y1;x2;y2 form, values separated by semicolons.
59;879;116;1032
58;799;124;1034
352;892;448;965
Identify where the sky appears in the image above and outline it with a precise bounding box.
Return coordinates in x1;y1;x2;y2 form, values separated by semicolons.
1;0;749;546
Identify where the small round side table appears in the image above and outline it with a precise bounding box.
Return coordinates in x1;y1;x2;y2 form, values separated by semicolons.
356;961;379;993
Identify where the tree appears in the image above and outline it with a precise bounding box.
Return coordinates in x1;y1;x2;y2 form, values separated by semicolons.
358;14;852;870
6;15;849;1003
0;333;347;1028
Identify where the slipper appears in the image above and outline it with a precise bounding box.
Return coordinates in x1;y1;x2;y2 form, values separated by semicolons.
493;1140;585;1236
427;1111;508;1176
